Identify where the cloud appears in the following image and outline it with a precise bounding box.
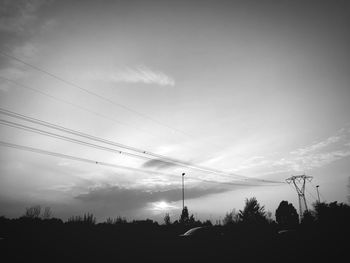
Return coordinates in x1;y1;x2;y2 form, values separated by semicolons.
90;66;175;87
295;150;350;170
0;0;52;34
149;201;178;212
268;127;350;172
113;66;175;86
272;150;350;172
142;159;179;169
234;156;270;170
0;0;55;80
236;127;350;175
75;185;229;211
291;135;341;156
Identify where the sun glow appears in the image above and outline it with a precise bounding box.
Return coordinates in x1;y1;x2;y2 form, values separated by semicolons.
152;201;174;211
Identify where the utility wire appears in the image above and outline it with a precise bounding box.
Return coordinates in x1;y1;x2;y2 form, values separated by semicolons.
305;188;318;204
0;107;284;184
0;140;267;187
0;51;192;138
0;51;244;156
0;118;281;187
0;118;156;162
0;140;171;177
286;181;315;211
0;76;230;163
0;76;161;138
0;52;284;183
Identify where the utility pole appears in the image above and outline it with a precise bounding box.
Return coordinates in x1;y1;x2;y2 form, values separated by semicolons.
316;185;320;203
182;173;185;210
286;174;313;221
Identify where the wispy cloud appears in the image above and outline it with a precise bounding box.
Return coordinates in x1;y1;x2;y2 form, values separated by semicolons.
290;135;341;156
233;156;270;170
299;150;350;169
0;0;56;81
269;127;350;172
227;127;350;175
112;66;175;86
0;0;52;34
272;150;350;172
90;66;175;87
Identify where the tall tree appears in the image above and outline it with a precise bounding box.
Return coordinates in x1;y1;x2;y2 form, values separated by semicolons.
314;201;350;226
23;205;41;219
163;213;171;225
42;207;52;219
179;206;189;225
239;197;267;225
223;209;239;225
275;201;299;228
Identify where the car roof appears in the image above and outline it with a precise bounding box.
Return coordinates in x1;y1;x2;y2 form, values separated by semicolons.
182;226;210;236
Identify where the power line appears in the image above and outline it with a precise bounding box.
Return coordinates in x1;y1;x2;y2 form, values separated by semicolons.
0;118;283;187
0;53;285;184
0;140;172;177
305;188;318;204
0;107;284;184
197;178;280;187
0;118;156;162
0;51;192;138
0;76;161;138
286;182;313;216
0;140;268;188
0;76;232;165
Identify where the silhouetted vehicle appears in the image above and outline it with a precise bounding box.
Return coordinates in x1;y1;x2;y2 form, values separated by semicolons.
179;226;224;239
277;229;298;242
277;229;296;235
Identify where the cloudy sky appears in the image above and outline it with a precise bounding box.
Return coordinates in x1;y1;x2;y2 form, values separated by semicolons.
0;0;349;222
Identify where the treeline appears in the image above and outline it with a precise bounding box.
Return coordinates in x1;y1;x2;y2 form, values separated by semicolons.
0;198;349;262
1;197;349;229
0;197;349;237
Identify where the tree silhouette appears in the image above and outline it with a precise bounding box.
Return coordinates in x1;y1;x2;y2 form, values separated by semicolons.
42;207;52;219
67;213;96;225
314;201;350;226
239;197;267;225
23;205;41;218
163;213;171;225
179;206;189;225
275;200;298;229
301;210;315;225
189;214;195;225
223;209;239;225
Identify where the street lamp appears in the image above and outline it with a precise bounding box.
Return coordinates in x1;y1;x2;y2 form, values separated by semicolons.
316;185;320;203
182;173;185;209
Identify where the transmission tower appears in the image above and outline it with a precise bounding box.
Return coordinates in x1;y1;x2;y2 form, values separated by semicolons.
286;174;313;220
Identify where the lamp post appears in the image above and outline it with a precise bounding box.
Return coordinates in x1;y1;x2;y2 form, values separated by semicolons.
316;185;320;203
182;173;185;210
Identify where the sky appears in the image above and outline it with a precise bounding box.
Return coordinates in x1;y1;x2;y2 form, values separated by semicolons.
0;0;350;222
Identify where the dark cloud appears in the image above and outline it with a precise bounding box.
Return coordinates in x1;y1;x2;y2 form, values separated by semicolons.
75;185;231;211
0;0;54;68
142;159;179;169
0;0;53;35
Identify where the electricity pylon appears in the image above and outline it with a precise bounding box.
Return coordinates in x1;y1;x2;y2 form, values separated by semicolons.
286;174;313;220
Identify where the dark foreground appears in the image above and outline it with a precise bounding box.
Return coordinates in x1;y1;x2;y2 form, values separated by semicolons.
1;221;348;263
